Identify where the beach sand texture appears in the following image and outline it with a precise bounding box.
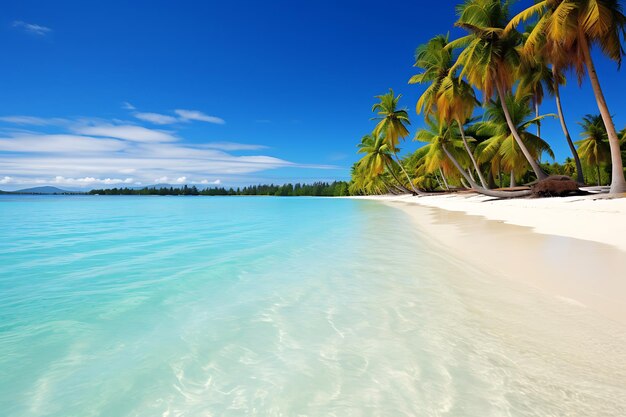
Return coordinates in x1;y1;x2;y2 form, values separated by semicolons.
355;194;626;325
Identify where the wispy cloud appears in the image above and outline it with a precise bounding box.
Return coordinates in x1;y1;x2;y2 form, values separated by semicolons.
201;142;268;151
52;176;135;185
0;116;68;126
72;124;178;143
125;107;225;126
0;134;126;153
133;112;178;125
0;111;338;189
12;21;52;36
175;109;225;124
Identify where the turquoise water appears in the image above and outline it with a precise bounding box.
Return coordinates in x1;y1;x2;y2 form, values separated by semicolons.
1;196;625;416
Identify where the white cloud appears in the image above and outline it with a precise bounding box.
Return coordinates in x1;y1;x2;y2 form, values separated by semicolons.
0;116;68;126
122;102;136;110
73;124;177;143
0;111;340;189
201;142;268;151
52;176;134;185
175;109;225;125
199;179;221;185
0;134;126;153
134;112;178;125
13;21;51;36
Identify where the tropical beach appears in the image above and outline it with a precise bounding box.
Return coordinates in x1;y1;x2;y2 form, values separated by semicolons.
2;0;626;416
358;193;626;322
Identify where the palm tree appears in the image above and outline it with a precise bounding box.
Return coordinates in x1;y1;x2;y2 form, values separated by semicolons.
449;0;548;180
552;66;586;184
563;157;578;178
476;95;555;187
436;75;488;187
415;115;537;198
409;34;453;118
576;115;611;186
372;89;421;194
410;34;487;188
350;166;389;195
515;45;554;139
414;117;472;186
507;0;626;193
515;44;588;184
356;133;412;193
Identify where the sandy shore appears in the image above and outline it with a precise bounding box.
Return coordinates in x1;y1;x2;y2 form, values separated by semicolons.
352;193;626;326
356;193;626;252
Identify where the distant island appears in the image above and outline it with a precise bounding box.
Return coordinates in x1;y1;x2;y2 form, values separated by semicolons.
0;186;81;195
89;182;350;196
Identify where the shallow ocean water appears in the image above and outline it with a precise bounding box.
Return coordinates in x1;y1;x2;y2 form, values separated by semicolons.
1;195;625;416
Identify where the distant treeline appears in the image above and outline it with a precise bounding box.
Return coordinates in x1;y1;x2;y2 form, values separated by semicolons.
89;181;351;197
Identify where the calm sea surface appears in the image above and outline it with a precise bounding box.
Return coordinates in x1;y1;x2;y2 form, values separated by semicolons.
1;196;625;416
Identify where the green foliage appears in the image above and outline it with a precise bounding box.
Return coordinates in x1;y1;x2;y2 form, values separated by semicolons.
575;114;611;185
350;0;626;194
89;182;351;197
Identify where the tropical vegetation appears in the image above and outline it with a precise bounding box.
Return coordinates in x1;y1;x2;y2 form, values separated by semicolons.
88;182;351;197
350;0;626;196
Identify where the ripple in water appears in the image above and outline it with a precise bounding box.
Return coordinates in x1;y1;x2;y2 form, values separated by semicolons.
0;196;625;416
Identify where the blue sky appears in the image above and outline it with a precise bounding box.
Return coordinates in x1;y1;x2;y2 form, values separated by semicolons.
1;0;625;190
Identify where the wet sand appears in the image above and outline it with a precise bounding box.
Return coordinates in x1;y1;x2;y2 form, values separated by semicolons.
356;195;626;326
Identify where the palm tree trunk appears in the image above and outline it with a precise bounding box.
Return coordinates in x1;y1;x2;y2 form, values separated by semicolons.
457;120;488;188
442;145;479;187
442;145;532;198
379;176;398;195
496;82;548;180
535;100;541;138
439;167;450;190
510;170;516;188
488;169;496;189
597;164;601;187
580;35;626;194
535;100;541;163
383;160;413;194
392;151;422;195
435;174;444;190
553;67;585;184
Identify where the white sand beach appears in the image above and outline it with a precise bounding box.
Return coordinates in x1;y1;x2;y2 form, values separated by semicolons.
354;193;626;326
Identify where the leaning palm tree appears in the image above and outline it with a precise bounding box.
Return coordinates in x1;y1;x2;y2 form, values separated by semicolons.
506;0;626;193
449;0;548;180
409;34;454;118
576;114;611;186
516;44;554;139
552;66;586;183
436;75;487;187
476;95;555;186
416;115;536;198
410;34;487;188
414;117;472;186
372;89;421;194
516;24;585;183
357;133;412;193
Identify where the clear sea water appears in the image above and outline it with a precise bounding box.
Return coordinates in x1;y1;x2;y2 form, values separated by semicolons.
1;195;625;417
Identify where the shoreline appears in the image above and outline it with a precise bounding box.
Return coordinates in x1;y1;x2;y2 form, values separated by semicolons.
354;193;626;252
352;193;626;326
